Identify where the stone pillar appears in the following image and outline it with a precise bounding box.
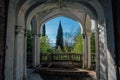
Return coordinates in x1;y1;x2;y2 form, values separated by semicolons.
95;31;100;80
14;25;25;80
83;33;91;69
86;33;91;69
32;34;40;67
23;30;27;80
36;34;40;66
83;34;88;68
5;1;15;80
31;16;40;67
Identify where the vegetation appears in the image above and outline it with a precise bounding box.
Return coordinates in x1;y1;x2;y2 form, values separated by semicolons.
40;24;54;53
72;31;83;54
56;46;63;53
27;30;32;52
27;24;95;55
91;33;96;54
27;25;96;63
63;46;69;53
40;36;54;53
63;26;76;53
56;21;64;50
42;24;46;36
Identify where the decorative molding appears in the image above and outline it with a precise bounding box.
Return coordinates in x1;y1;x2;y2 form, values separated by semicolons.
58;0;63;8
32;33;41;37
15;25;25;34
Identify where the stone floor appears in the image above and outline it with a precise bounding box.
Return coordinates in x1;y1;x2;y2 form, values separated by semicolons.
27;68;96;80
27;69;43;80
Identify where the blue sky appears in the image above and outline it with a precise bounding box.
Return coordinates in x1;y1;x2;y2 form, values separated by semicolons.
45;16;81;43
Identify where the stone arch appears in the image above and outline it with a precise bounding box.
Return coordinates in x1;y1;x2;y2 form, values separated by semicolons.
38;14;84;35
25;1;100;79
5;0;116;80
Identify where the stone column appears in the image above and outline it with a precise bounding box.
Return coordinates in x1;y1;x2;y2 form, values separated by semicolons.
14;25;25;80
31;16;40;67
83;34;88;68
86;33;91;69
83;33;91;69
23;30;27;80
95;31;100;80
36;34;40;65
32;34;40;67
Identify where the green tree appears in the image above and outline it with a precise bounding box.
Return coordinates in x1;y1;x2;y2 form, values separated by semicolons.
56;21;64;49
91;33;96;54
42;24;46;36
56;46;63;53
73;32;83;54
63;26;76;52
27;30;32;52
40;24;54;53
64;46;68;53
40;36;52;53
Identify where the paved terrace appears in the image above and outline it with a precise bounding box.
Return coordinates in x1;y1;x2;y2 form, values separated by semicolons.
27;62;96;80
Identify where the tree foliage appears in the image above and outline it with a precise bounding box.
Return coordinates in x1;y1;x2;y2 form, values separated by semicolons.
63;27;76;52
40;24;54;53
91;33;96;54
56;46;63;53
42;24;46;36
40;36;53;53
63;46;68;53
63;26;75;47
27;30;32;52
73;32;83;54
56;21;64;49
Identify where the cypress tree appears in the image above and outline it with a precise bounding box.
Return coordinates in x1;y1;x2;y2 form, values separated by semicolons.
56;21;64;49
42;24;46;36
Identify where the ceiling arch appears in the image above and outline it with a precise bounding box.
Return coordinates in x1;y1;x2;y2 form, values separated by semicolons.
24;1;99;34
16;0;104;30
16;0;104;43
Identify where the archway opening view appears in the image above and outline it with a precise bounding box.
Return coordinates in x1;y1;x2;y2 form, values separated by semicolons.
26;16;96;80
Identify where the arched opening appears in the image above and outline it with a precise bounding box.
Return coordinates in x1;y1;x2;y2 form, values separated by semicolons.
40;16;83;52
5;0;116;80
40;16;83;63
32;15;97;80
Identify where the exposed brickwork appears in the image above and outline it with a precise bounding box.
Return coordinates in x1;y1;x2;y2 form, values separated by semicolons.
0;0;6;79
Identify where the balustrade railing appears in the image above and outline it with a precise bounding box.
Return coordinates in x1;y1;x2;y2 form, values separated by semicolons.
40;53;96;63
40;53;82;62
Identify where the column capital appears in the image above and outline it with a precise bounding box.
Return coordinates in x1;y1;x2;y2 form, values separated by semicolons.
86;33;91;36
82;33;91;39
15;25;25;34
32;33;41;37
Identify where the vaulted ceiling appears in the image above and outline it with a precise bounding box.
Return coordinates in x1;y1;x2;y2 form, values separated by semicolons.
15;0;101;34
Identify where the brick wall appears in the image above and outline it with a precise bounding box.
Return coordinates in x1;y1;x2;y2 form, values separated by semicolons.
0;0;6;79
